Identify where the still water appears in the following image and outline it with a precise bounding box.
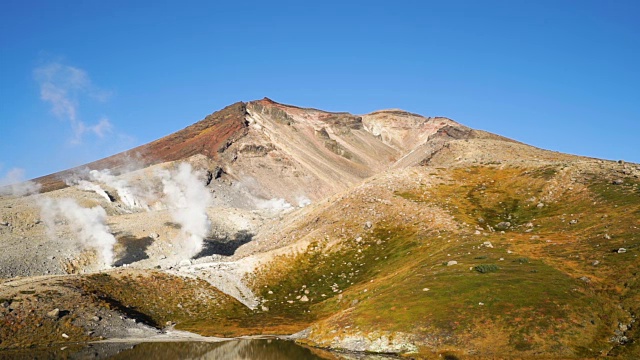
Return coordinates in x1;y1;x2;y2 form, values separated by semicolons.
0;339;353;360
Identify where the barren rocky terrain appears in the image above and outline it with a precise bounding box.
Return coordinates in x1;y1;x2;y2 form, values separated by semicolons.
1;98;639;359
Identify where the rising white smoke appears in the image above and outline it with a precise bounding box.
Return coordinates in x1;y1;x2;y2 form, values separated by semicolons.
233;176;301;212
0;168;41;196
69;179;112;202
159;162;212;258
88;169;148;210
39;197;116;266
296;195;312;207
255;197;293;211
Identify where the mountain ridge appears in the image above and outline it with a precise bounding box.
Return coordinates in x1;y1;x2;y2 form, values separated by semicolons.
1;98;639;358
31;98;482;201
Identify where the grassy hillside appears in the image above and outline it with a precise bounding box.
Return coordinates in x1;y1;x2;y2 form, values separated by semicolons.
244;165;639;358
1;163;637;359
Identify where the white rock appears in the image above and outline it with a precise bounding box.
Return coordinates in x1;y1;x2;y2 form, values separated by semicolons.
178;259;192;267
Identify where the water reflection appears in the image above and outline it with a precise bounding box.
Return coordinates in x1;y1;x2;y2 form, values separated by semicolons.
0;339;342;360
108;339;334;360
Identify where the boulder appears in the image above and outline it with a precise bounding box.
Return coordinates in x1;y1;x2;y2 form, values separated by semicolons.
46;308;60;319
178;259;192;267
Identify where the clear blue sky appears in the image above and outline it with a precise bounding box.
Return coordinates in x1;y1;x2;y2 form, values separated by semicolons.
1;0;639;182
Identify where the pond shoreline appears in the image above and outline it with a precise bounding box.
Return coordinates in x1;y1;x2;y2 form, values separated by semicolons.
90;328;280;343
0;334;403;360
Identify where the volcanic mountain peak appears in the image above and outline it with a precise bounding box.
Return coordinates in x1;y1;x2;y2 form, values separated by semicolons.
31;98;477;200
2;98;640;358
248;98;364;130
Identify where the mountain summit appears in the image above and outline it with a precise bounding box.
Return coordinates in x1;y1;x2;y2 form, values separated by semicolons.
1;99;639;358
35;98;512;197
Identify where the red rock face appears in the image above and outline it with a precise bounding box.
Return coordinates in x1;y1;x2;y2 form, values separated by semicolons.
34;102;248;193
133;102;248;164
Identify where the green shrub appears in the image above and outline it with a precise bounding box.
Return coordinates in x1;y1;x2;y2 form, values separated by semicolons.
474;264;499;273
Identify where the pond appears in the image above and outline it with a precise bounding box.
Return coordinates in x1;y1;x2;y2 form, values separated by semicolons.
0;339;347;360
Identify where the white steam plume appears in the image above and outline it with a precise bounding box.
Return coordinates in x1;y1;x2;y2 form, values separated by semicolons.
159;163;212;258
233;176;300;212
88;169;148;210
255;198;293;211
67;179;112;202
0;168;41;196
39;197;116;266
296;195;311;207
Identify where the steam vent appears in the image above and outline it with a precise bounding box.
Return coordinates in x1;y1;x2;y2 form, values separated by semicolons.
1;98;639;358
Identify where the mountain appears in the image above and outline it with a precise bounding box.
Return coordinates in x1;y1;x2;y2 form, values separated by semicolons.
1;99;639;358
33;98;508;199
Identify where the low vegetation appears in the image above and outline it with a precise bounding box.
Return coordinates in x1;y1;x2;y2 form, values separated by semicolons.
1;164;638;358
248;165;639;357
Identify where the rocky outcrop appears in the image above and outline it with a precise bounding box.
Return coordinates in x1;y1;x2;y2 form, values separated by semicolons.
361;110;455;151
302;329;419;355
249;100;295;125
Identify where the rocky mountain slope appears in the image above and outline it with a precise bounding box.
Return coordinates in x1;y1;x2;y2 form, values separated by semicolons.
1;98;639;359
